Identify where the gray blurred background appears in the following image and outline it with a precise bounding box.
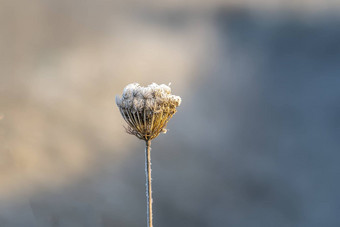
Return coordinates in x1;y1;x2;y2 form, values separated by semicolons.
0;0;340;226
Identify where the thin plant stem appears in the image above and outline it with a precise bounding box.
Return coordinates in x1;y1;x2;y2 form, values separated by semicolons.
145;140;153;227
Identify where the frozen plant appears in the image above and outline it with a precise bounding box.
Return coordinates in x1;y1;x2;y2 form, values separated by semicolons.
116;82;181;227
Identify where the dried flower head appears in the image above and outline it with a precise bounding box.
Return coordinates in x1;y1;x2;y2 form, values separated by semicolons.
116;83;181;141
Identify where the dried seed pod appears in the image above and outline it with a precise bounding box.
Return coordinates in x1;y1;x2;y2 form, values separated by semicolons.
116;82;181;141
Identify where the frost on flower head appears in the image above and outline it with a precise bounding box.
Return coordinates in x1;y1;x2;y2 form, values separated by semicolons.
116;83;181;141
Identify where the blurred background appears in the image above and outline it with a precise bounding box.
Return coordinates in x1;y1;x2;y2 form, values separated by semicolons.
0;0;340;226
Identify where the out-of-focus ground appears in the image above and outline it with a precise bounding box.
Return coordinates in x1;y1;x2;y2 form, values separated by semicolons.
0;0;340;226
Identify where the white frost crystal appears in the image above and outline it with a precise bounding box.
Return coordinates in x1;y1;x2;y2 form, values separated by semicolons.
116;83;181;141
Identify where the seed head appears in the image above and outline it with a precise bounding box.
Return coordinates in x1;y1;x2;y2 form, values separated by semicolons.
116;83;181;141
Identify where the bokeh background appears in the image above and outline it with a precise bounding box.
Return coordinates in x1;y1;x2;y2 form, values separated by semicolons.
1;0;340;226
